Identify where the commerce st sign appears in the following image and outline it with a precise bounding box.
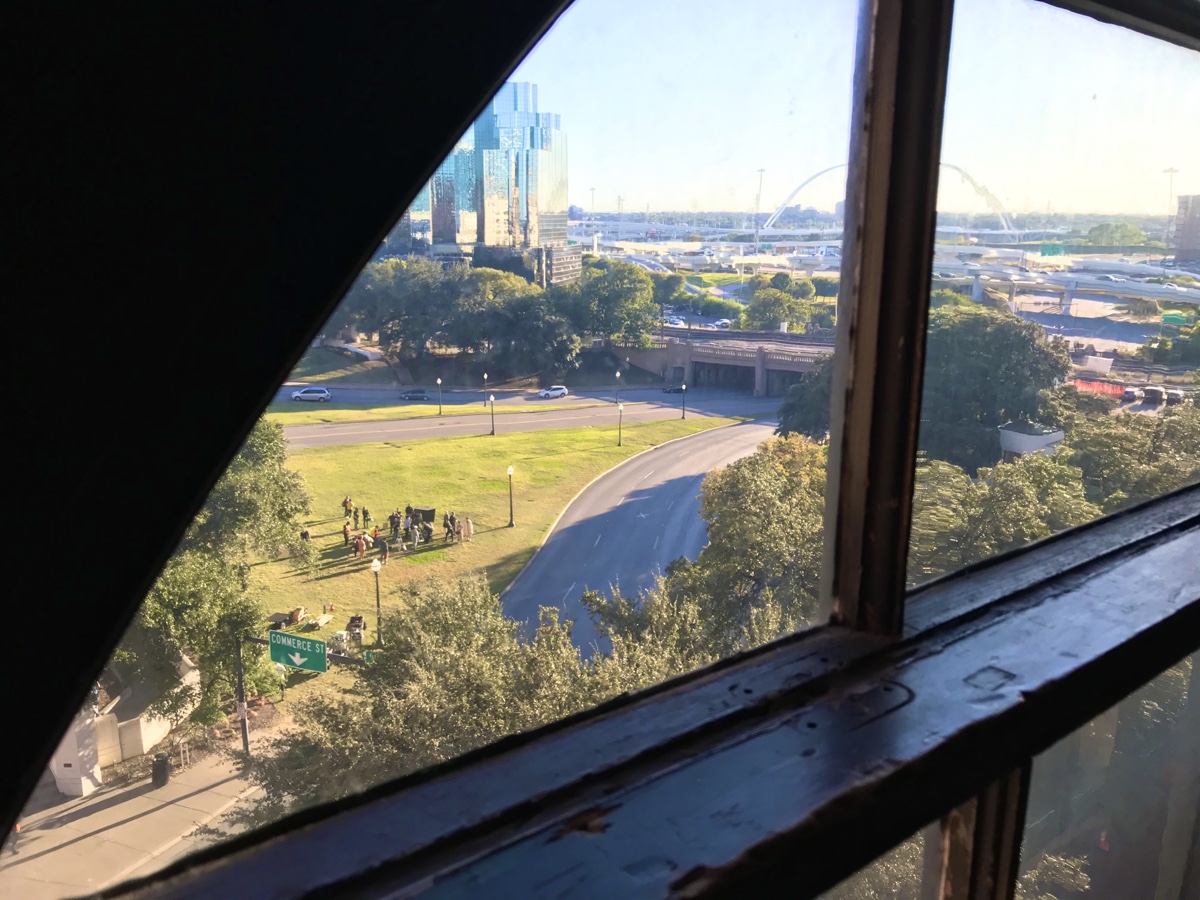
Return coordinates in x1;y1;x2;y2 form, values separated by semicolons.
269;630;327;673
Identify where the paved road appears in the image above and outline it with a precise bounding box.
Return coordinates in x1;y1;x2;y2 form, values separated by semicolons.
501;420;778;654
284;393;779;449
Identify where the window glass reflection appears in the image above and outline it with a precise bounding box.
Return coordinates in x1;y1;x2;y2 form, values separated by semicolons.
906;0;1200;588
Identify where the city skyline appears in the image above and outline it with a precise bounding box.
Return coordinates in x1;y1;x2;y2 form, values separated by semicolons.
507;0;1198;216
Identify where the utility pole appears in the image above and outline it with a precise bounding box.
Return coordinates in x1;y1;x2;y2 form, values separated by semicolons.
754;168;765;257
234;638;251;755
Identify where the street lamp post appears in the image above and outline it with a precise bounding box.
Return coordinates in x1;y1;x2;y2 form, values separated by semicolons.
507;465;515;527
618;402;623;446
615;369;621;405
436;377;442;416
681;383;687;419
370;558;383;647
483;372;488;406
489;394;496;435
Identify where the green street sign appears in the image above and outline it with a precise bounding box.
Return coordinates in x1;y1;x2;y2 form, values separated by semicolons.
1041;244;1063;256
269;630;327;673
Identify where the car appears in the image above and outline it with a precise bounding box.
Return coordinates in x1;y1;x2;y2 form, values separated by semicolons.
291;386;331;402
662;384;686;393
1123;387;1144;403
400;388;430;401
714;318;732;328
1097;274;1125;283
1165;389;1185;406
538;385;569;399
979;275;991;281
1163;283;1186;292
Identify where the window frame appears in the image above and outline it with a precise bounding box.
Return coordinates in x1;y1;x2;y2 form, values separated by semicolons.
98;0;1200;896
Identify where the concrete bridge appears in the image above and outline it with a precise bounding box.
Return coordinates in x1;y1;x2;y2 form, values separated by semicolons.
623;336;832;397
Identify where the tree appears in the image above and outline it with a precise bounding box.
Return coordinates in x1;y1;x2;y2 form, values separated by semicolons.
587;437;828;662
745;288;810;332
581;261;657;347
930;287;973;308
769;272;792;291
813;277;838;298
649;272;686;309
919;306;1070;472
231;577;608;827
788;276;816;301
114;420;315;723
776;355;835;439
1087;222;1146;246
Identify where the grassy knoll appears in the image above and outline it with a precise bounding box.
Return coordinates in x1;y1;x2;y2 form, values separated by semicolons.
685;273;748;288
254;417;743;705
265;400;594;426
287;347;398;385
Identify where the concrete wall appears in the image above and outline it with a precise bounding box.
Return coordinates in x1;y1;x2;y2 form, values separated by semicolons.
47;712;103;797
119;714;172;761
95;713;122;768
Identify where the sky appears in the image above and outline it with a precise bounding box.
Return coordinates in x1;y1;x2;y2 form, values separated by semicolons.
501;0;1200;215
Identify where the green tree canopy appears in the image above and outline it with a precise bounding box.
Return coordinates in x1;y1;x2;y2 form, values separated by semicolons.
582;260;658;347
776;355;835;439
744;288;811;332
115;421;314;723
1087;222;1147;246
919;306;1070;472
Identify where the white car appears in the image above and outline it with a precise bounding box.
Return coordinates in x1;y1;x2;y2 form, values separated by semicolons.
1163;283;1186;292
291;387;331;402
538;385;569;399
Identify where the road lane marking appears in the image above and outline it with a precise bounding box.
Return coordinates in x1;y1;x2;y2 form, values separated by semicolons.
561;582;576;603
667;500;674;510
640;470;654;480
594;534;602;547
637;512;649;519
653;536;659;549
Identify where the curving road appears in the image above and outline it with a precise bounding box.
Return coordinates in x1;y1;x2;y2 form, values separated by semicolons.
501;420;778;654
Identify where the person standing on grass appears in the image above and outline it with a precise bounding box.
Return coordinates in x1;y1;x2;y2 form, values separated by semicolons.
443;512;451;540
363;507;372;528
449;511;457;537
455;519;463;543
463;516;474;542
343;522;351;545
378;535;389;564
352;507;360;529
372;525;379;541
343;496;352;518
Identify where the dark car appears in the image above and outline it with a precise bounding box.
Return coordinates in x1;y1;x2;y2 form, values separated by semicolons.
400;389;431;401
662;384;686;394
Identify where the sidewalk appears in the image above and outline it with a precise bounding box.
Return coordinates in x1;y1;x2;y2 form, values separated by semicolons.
0;755;258;898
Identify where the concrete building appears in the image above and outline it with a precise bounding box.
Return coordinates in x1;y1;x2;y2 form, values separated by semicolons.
1174;194;1199;265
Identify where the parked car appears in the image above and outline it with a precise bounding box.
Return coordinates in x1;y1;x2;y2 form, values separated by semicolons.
1165;389;1186;406
1097;274;1125;283
714;319;732;328
662;384;686;394
538;385;569;399
1123;387;1144;403
1162;283;1186;292
1143;386;1167;405
400;388;431;401
291;386;331;402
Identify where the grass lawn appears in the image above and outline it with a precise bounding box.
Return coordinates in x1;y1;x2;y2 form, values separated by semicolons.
264;400;595;426
254;417;744;705
685;273;748;288
287;347;398;385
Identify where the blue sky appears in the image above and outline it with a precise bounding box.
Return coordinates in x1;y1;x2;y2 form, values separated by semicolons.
506;0;1199;215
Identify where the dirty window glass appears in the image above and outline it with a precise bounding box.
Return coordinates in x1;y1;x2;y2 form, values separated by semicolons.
3;1;861;890
905;0;1200;590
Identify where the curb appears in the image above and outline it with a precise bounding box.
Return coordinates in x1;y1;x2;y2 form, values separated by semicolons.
498;417;760;601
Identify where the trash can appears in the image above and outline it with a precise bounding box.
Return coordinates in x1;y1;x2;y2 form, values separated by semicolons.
151;752;171;788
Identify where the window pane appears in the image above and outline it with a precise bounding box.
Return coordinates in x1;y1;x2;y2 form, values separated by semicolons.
5;1;862;889
907;0;1200;589
1018;652;1198;899
819;824;933;899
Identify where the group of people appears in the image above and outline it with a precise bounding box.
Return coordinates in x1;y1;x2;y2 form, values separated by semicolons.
338;497;473;564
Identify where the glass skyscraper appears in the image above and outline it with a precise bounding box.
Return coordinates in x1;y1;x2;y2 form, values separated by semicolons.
409;82;567;254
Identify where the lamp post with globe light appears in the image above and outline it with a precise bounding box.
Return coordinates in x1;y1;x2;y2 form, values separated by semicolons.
483;372;488;406
681;383;687;419
489;395;496;435
436;377;442;415
618;402;623;446
615;369;621;406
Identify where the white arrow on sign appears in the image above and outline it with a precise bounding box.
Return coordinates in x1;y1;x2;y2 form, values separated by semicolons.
288;652;308;666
